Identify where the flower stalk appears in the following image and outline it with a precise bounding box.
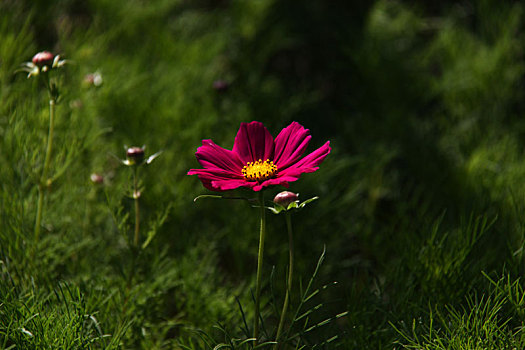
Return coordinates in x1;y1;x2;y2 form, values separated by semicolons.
274;211;294;349
21;51;66;245
120;145;161;248
133;166;140;247
34;96;57;242
254;190;266;344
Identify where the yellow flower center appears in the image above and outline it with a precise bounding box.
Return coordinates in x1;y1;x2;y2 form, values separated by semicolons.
242;159;278;182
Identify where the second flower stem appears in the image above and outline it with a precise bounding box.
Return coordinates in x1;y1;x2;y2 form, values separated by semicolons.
274;212;294;349
34;98;56;243
122;167;141;314
254;190;266;344
133;166;140;247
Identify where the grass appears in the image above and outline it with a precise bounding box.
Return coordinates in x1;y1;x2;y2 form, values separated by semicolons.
2;0;525;348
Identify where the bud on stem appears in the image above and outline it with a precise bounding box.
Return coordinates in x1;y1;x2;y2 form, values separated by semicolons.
273;191;299;208
126;146;145;165
32;51;54;67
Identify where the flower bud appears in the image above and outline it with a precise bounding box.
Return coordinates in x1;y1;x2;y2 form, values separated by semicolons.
126;146;145;165
90;173;104;184
213;79;229;92
273;191;299;208
32;51;54;67
70;99;83;109
84;72;103;87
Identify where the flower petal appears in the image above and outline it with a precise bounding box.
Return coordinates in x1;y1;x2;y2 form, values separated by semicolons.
194;139;244;175
279;141;331;177
211;179;256;191
273;122;312;170
187;168;242;179
252;176;301;191
233;121;274;163
188;168;250;191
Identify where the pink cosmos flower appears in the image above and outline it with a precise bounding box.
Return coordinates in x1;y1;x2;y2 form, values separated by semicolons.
188;121;331;191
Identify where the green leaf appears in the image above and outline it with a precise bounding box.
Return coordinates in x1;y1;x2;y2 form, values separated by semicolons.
298;196;319;209
142;203;172;249
193;194;224;202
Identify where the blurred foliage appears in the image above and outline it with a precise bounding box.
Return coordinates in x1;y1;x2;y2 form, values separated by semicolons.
2;0;525;348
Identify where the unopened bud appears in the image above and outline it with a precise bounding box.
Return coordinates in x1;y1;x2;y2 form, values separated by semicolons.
273;191;299;208
84;72;103;87
32;51;54;67
126;147;145;165
70;99;83;109
90;173;104;184
213;79;229;92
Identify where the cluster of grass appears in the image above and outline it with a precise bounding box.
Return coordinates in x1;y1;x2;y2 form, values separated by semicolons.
3;0;525;348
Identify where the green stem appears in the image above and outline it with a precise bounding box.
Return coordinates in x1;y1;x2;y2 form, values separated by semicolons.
123;166;141;314
254;190;266;344
274;212;294;350
133;167;140;247
34;98;56;243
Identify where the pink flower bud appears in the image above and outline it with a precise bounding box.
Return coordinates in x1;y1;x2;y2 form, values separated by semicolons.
213;79;229;92
90;173;104;184
273;191;299;207
126;146;145;165
32;51;54;67
84;72;103;87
